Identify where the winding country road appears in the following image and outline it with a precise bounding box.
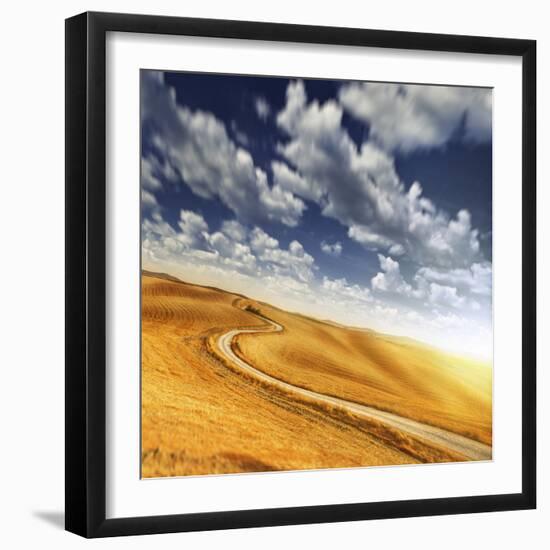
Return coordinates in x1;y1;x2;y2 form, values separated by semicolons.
216;314;492;462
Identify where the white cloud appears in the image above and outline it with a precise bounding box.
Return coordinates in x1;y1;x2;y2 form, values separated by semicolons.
221;220;247;242
143;211;177;240
348;225;395;251
230;120;250;147
178;209;208;236
388;244;405;256
141;157;162;191
271;161;322;202
370;255;486;314
141;190;159;210
371;254;421;298
322;276;371;303
254;96;271;121
428;282;466;309
141;154;178;191
141;72;305;227
416;262;492;296
142;209;315;285
275;80;483;269
263;274;312;298
206;231;236;257
320;240;343;257
255;168;306;226
249;226;279;253
144;210;212;264
206;231;257;274
255;236;315;283
339;82;492;152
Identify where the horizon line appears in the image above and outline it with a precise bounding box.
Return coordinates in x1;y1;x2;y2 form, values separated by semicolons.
141;267;492;364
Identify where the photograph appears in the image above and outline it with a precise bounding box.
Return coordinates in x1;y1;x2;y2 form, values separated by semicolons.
140;69;493;479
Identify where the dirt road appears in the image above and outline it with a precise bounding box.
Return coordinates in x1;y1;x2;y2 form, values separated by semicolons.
216;314;492;462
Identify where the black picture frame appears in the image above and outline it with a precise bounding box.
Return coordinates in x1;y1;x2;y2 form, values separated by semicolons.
65;11;536;538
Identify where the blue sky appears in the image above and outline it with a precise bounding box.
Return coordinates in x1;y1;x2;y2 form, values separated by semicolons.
141;70;493;359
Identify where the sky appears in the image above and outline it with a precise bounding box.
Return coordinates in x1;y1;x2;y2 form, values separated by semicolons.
141;70;493;360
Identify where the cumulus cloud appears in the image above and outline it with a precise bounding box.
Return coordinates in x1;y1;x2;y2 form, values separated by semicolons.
339;82;492;152
249;226;279;252
271;161;322;202
371;254;422;298
178;209;208;236
206;231;258;273
275;80;483;269
428;282;466;309
250;228;315;283
142;209;315;285
370;254;486;313
263;274;313;298
255;170;306;226
220;219;247;242
141;71;305;227
161;209;210;251
230;120;250;147
416;262;492;296
320;240;343;257
322;276;371;303
141;157;162;191
254;96;271;121
144;210;240;270
141;189;159;210
141;153;178;192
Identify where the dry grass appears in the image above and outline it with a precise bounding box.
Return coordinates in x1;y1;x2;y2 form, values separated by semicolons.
236;303;492;445
141;274;489;478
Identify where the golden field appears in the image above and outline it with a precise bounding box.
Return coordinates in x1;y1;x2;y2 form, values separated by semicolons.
141;272;492;478
236;306;492;446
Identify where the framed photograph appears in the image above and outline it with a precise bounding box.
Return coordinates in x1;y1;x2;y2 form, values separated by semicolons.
65;11;536;537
